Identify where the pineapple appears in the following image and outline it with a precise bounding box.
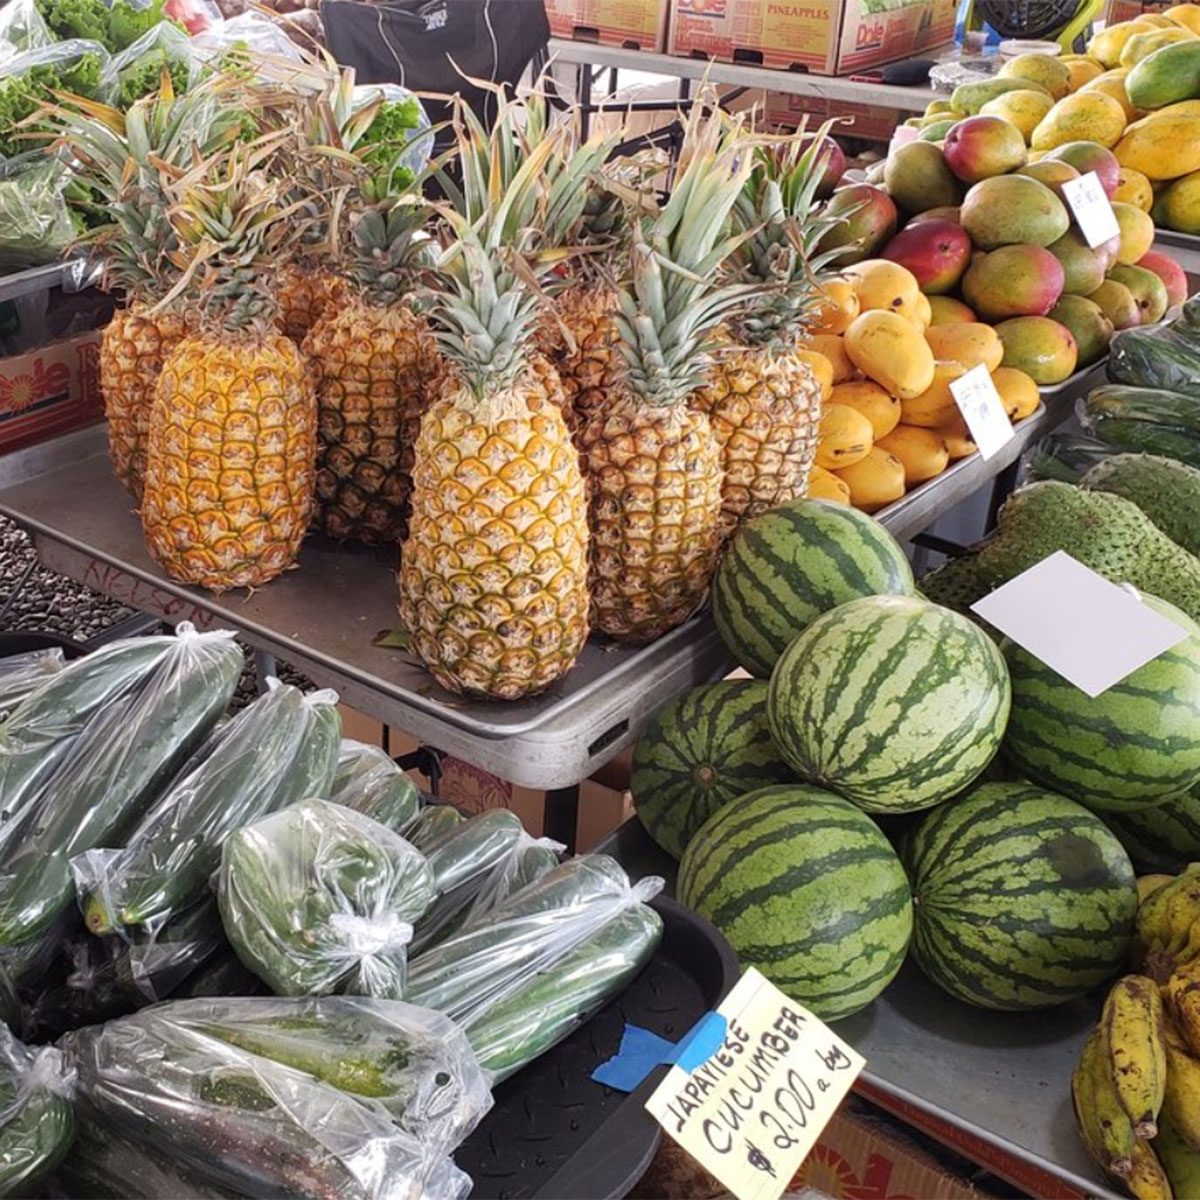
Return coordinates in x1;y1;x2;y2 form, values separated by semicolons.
140;134;317;592
397;95;619;700
692;129;846;531
577;111;759;643
276;263;350;343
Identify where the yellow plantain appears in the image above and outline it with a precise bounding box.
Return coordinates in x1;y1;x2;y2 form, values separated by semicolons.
1167;957;1200;1058
1125;1138;1174;1200
1074;1028;1136;1176
1135;870;1200;982
1162;1020;1200;1151
1157;1108;1200;1200
1139;874;1178;906
1102;975;1167;1137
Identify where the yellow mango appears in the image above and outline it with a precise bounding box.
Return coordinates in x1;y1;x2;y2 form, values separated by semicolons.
1080;68;1142;122
809;279;860;335
1165;4;1200;35
803;333;857;383
1030;91;1127;151
999;53;1072;100
832;447;907;512
1063;56;1106;91
1137;13;1184;27
900;361;968;427
1140;98;1200;119
1121;27;1195;67
927;296;977;325
981;89;1055;141
1089;21;1161;68
843;310;936;400
1115;111;1200;178
1113;166;1155;210
1112;201;1156;262
937;415;979;460
805;465;851;505
842;259;922;314
815;404;873;470
1156;168;1200;232
875;425;950;486
829;380;902;439
910;292;932;331
923;322;1004;372
990;366;1041;422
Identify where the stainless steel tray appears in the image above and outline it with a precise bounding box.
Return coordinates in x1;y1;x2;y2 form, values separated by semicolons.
0;259;94;304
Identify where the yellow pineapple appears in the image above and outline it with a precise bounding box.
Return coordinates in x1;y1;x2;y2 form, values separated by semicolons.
577;110;758;643
276;263;350;344
398;94;619;699
140;136;317;592
692;129;847;531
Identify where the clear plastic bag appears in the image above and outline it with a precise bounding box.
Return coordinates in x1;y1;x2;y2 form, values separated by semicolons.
331;738;420;832
63;995;492;1200
0;647;65;719
352;82;432;190
191;11;305;70
0;41;109;156
218;798;436;999
0;0;53;64
405;804;464;850
101;19;198;107
0;154;79;270
71;679;341;942
0;1025;76;1196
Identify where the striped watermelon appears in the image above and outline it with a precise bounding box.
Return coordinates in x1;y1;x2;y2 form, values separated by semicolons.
679;784;912;1020
905;782;1137;1010
767;595;1010;814
631;681;793;860
1003;594;1200;812
712;498;915;678
1103;787;1200;872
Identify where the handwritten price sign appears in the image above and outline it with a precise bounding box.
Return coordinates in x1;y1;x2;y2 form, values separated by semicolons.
645;969;864;1200
949;363;1014;461
1061;171;1120;249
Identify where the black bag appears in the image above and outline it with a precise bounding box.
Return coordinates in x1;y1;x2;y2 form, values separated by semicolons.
321;0;550;132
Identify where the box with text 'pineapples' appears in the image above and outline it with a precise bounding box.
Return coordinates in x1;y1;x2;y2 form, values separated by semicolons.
545;0;669;50
668;0;956;76
0;330;101;456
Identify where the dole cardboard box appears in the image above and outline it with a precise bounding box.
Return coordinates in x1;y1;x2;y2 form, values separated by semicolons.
544;0;669;50
761;89;900;140
0;330;102;456
1105;1;1172;20
668;0;956;77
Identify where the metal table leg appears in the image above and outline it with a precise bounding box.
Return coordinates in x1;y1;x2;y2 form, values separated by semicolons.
544;785;580;852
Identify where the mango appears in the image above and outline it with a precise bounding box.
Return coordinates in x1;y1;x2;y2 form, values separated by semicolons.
1112;166;1154;210
1063;57;1106;92
1121;27;1195;69
937;415;978;460
1044;141;1121;194
1107;262;1169;323
900;361;967;427
961;245;1066;321
1153;167;1200;230
1016;158;1080;197
999;53;1072;100
927;296;977;325
950;76;1052;116
1115;111;1200;178
1047;229;1108;296
918;119;957;142
1087;279;1142;329
1080;69;1142;123
1127;39;1200;109
1089;21;1158;69
1165;5;1200;36
995;316;1079;384
1030;92;1127;151
815;404;874;470
806;465;851;505
804;333;857;383
960;175;1070;248
830;380;902;439
1046;294;1114;365
923;322;1004;372
813;137;845;200
876;425;950;486
990;366;1042;421
843;310;936;400
832;447;906;513
1136;248;1189;307
981;90;1055;143
842;259;921;314
907;205;961;225
925;98;955;116
879;220;972;295
884;141;962;214
809;279;860;335
817;184;897;263
1112;201;1156;262
943;114;1027;181
1136;14;1182;28
911;292;932;330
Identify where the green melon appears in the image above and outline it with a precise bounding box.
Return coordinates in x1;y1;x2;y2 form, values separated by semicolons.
712;498;915;679
631;681;792;860
905;782;1137;1010
767;595;1010;814
1103;787;1200;873
1003;594;1200;812
679;784;912;1020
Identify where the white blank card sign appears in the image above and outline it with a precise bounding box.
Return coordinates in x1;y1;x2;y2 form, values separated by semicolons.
970;552;1190;698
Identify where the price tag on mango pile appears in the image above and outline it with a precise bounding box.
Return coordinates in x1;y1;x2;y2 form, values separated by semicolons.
1061;171;1121;249
948;363;1013;460
645;968;864;1200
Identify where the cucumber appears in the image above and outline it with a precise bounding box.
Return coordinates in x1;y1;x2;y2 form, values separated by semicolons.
0;1035;75;1198
0;649;63;720
1108;324;1200;394
330;740;420;832
404;804;462;849
1023;433;1117;483
75;682;340;937
467;903;663;1082
1079;385;1200;466
266;691;342;810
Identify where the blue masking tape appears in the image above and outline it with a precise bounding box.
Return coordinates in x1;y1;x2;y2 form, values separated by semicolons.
591;1011;728;1093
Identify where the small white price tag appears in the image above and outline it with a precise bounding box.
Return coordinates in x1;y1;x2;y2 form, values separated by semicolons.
1061;171;1121;249
948;363;1013;461
645;968;864;1200
970;551;1190;697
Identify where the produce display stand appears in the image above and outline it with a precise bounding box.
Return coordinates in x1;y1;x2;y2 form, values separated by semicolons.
0;259;95;304
601;820;1125;1200
1153;228;1200;279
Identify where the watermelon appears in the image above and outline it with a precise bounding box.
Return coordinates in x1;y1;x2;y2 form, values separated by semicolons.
1003;594;1200;812
679;784;912;1020
904;782;1137;1010
1103;787;1200;872
712;498;915;679
631;681;792;860
767;595;1010;814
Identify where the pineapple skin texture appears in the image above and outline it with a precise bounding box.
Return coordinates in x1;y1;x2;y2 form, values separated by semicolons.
304;299;443;545
398;380;590;700
141;333;316;592
276;265;350;344
580;398;725;643
100;305;193;502
544;282;622;435
692;347;823;532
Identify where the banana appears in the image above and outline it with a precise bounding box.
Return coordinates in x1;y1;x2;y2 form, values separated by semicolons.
1140;874;1178;906
1162;1020;1200;1151
1102;975;1168;1137
1074;1027;1136;1176
1157;1109;1200;1200
1135;870;1200;982
1167;957;1200;1058
1125;1138;1174;1200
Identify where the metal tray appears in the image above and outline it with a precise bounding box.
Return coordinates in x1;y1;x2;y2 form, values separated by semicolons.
0;259;94;305
457;895;741;1200
1153;228;1200;276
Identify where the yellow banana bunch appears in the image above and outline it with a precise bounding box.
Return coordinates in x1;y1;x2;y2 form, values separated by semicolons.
1161;1020;1200;1151
1165;957;1200;1057
1156;1109;1200;1200
1135;870;1200;982
1074;1027;1137;1177
1102;975;1168;1138
1125;1139;1173;1200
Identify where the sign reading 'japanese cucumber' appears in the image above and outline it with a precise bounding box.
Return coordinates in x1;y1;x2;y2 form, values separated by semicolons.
645;968;864;1200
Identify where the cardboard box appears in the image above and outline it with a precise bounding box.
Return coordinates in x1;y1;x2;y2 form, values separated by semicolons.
760;89;900;140
668;0;956;77
1105;0;1172;21
0;330;101;455
545;0;669;50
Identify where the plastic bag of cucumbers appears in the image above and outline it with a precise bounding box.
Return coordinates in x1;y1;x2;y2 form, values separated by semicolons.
407;855;664;1082
330;738;421;832
0;1024;75;1197
71;679;341;946
0;646;64;719
218;798;436;999
62;995;493;1200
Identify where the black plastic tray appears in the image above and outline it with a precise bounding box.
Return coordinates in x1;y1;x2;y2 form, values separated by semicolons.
457;894;740;1200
